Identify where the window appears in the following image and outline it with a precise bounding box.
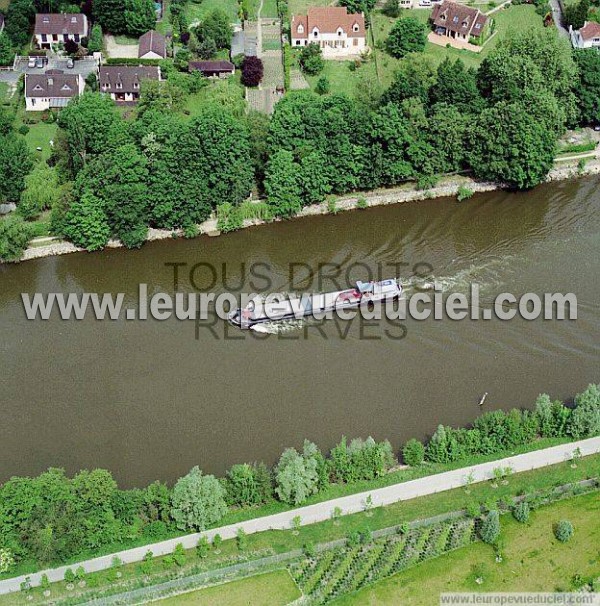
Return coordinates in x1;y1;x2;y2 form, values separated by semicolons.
475;23;481;29
295;39;301;45
297;23;304;33
353;23;359;32
453;16;458;22
133;82;139;89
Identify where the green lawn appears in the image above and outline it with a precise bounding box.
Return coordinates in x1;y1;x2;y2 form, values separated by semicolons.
113;35;138;45
334;491;600;605
370;4;547;75
157;570;301;605
16;112;59;163
0;82;9;101
289;0;334;16
185;0;240;25
261;0;280;18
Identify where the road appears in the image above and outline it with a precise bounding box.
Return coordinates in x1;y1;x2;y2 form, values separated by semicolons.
0;436;598;595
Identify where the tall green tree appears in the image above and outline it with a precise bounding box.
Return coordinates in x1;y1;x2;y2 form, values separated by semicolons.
93;0;126;33
0;215;32;262
385;17;426;58
0;33;14;66
170;467;227;531
0;135;34;204
275;447;319;505
124;0;157;36
467;100;556;189
429;58;483;113
264;150;302;217
195;9;232;49
63;192;111;251
574;49;600;125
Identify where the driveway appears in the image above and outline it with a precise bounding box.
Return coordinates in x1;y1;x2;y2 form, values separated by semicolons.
13;55;97;78
104;34;140;59
550;0;569;38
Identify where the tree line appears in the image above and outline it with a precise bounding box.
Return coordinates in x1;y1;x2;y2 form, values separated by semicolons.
0;383;598;573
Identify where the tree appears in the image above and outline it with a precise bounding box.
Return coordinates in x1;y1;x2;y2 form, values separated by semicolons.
402;438;425;466
93;0;126;33
315;76;330;95
225;463;261;507
385;17;426;59
197;37;217;59
5;0;35;47
275;447;319;505
383;0;401;18
241;56;264;87
568;383;600;439
554;519;574;542
479;510;500;544
429;58;482;114
87;24;104;53
468;100;556;189
299;43;324;75
298;151;331;205
0;135;34;204
196;536;209;558
19;165;60;220
564;0;589;29
339;0;377;13
170;467;227;531
264;150;303;218
63;193;111;251
0;33;15;66
512;501;530;523
196;10;233;49
574;49;600;125
124;0;157;36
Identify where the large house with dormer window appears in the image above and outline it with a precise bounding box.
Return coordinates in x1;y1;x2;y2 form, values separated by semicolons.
98;66;161;104
291;7;366;57
25;70;84;111
430;1;488;43
34;13;89;49
570;21;600;49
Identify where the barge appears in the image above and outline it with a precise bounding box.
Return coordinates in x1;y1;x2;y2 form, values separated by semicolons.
228;279;402;330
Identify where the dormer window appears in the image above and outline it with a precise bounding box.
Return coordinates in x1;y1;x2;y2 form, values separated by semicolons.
475;23;481;28
337;27;343;36
71;16;77;23
462;20;467;26
43;16;49;23
116;82;122;89
312;27;319;37
297;23;304;34
353;23;359;32
453;16;458;22
33;84;43;91
133;82;139;89
61;84;71;91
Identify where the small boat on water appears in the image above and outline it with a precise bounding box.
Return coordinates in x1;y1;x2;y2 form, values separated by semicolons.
228;279;402;330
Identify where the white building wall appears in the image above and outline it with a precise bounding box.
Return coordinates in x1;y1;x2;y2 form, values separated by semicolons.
291;32;366;56
26;97;50;111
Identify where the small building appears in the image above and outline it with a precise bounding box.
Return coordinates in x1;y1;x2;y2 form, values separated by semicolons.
430;1;487;43
290;7;366;57
138;30;167;59
34;13;89;49
189;60;235;78
570;21;600;49
25;69;84;111
98;65;161;103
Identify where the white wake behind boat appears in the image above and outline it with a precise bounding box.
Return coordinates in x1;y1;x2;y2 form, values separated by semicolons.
228;279;402;330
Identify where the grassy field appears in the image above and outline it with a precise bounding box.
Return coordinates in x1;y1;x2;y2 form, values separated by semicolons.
334;491;600;605
303;57;379;97
157;570;301;605
185;0;240;24
0;0;9;10
0;82;9;101
20;119;58;163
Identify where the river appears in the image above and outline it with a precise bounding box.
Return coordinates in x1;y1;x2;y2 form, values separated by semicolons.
1;177;599;487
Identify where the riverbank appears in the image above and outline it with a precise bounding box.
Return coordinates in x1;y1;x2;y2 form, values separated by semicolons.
13;155;600;264
0;437;598;596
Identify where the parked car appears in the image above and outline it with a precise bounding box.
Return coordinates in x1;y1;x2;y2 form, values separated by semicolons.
35;57;44;68
28;57;36;68
67;58;75;69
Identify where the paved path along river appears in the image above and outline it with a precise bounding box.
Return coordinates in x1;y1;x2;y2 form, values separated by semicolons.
1;437;598;595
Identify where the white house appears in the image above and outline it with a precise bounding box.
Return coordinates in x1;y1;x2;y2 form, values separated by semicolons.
570;21;600;49
34;13;89;49
98;65;161;103
290;7;366;57
25;70;84;111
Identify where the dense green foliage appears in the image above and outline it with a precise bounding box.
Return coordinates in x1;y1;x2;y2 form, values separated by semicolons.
512;501;530;523
574;49;600;126
554;519;574;542
0;215;33;262
93;0;156;35
385;17;427;58
479;510;501;544
402;438;425;466
299;43;324;75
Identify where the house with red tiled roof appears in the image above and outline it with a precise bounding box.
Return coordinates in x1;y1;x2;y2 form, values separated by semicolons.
430;1;488;43
34;13;88;49
570;21;600;49
291;7;366;57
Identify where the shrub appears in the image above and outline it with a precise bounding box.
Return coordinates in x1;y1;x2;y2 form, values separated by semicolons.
64;568;75;583
512;501;530;523
479;510;500;544
0;214;33;262
383;0;401;17
173;543;186;566
216;202;243;233
236;527;248;551
554;520;574;543
356;196;368;209
196;537;209;558
403;438;425;466
0;549;14;574
315;76;330;95
457;185;474;201
299;43;324;75
140;550;153;574
18;124;29;135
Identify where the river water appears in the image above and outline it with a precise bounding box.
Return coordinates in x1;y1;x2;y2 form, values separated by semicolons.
1;178;599;487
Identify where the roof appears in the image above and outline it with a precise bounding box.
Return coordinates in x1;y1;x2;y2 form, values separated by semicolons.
578;21;600;40
189;60;235;73
25;70;81;98
431;1;487;37
291;7;365;40
35;13;87;36
99;66;160;94
231;30;245;57
138;30;166;58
